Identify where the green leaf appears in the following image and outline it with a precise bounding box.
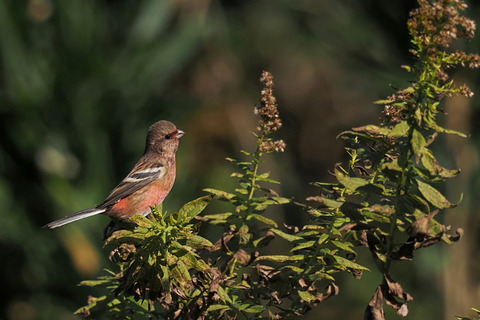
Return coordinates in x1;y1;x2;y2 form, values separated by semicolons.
203;212;234;220
317;233;329;245
216;286;233;304
298;290;317;303
307;196;343;209
256;255;304;262
203;188;236;200
411;129;426;162
333;255;369;271
170;260;191;288
176;195;213;221
291;240;316;252
388;121;410;137
247;213;278;227
374;99;395;105
252;233;275;248
130;214;154;228
428;123;467;137
421;149;460;178
186;235;213;249
78;279;112;287
352;125;392;136
207;304;230;312
270;228;302;242
74;296;108;314
335;168;369;191
268;196;291;204
243;304;266;313
331;240;356;253
416;179;455;209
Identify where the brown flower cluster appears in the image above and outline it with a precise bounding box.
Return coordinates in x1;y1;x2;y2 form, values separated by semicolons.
255;71;283;133
255;71;286;153
382;87;416;123
259;140;286;153
408;0;476;49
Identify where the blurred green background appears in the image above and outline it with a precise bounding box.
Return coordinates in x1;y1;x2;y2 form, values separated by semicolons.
1;0;479;319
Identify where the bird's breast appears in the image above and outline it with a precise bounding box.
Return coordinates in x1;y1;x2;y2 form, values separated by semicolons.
108;171;176;219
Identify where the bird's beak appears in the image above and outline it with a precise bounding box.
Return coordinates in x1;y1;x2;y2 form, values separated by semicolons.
176;129;185;138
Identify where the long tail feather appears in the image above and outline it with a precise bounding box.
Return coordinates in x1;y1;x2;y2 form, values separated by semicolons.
42;208;106;229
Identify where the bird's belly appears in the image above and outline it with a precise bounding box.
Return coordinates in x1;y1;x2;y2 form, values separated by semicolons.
108;180;174;219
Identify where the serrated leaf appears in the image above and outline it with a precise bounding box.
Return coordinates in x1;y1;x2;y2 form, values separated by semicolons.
186;235;213;249
176;195;213;221
243;305;266;313
317;233;329;245
171;259;191;287
280;265;304;273
74;296;108;314
306;196;343;209
256;255;304;262
207;304;230;312
203;188;236;200
247;213;278;227
331;240;356;253
298;290;317;303
216;286;233;303
411;129;426;162
270;228;302;242
235;188;249;194
203;212;234;220
333;255;369;271
388;121;410;137
230;172;244;178
130;214;154;228
416;179;455;209
421;149;460;178
428;123;467;137
291;240;316;252
78;279;112;287
361;210;391;223
252;233;275;248
257;172;270;179
352;125;392;136
374;99;395;105
335;168;369;191
268;196;291;204
181;251;209;271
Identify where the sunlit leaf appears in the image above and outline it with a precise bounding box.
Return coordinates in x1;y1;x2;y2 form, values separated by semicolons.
416;179;455;209
270;228;302;242
333;255;369;271
247;213;278;227
175;195;213;221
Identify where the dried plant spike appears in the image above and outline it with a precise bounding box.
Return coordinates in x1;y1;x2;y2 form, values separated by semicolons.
254;71;286;153
256;71;282;133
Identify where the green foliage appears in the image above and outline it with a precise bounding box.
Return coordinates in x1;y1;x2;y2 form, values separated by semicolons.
76;197;216;319
306;0;479;318
78;71;368;319
76;1;480;319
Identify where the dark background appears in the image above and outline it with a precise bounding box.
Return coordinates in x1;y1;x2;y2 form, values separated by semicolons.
1;0;479;319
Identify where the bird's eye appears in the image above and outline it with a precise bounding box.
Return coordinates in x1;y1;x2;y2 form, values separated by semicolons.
165;134;172;139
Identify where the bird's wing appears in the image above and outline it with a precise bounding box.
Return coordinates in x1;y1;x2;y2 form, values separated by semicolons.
97;164;164;209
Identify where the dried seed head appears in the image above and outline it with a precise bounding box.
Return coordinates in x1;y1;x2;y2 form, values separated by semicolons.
254;71;286;153
256;71;282;133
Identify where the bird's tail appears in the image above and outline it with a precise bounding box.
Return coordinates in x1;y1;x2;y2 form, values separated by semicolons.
42;208;106;229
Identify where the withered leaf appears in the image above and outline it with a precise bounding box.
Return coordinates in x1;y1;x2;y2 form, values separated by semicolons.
233;249;251;265
364;286;385;320
383;274;413;317
390;241;415;261
316;283;339;302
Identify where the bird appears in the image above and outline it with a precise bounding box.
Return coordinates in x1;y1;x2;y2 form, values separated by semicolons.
42;120;184;234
